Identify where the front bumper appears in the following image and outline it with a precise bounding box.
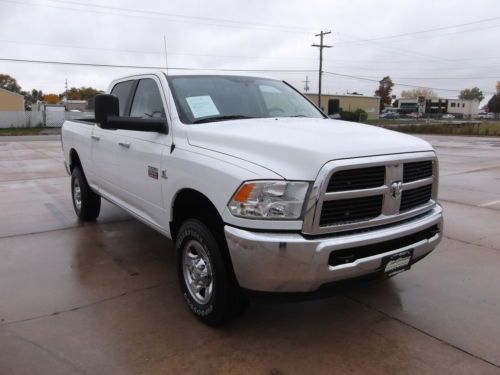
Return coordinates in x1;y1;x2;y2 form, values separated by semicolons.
225;205;443;293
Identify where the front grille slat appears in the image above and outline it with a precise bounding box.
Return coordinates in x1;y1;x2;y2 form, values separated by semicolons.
320;195;383;226
400;185;433;211
327;166;385;192
403;161;433;182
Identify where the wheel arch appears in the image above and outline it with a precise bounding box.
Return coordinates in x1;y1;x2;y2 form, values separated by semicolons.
170;187;239;287
170;188;225;242
68;148;82;172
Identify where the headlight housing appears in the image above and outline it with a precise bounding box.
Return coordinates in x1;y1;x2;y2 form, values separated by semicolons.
228;181;309;219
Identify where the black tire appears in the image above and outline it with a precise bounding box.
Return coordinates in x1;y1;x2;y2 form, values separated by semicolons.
71;167;101;221
176;219;248;326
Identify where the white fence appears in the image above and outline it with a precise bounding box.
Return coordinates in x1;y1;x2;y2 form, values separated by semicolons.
0;111;93;128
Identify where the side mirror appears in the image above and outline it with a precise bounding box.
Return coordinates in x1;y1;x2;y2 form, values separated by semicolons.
94;94;168;134
95;94;119;128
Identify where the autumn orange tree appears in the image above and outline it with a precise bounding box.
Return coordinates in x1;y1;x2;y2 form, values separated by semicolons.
42;94;60;104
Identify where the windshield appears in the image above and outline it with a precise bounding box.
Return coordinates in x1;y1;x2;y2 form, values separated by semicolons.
166;75;325;124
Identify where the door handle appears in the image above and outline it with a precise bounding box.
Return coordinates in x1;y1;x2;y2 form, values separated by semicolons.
118;141;131;148
91;135;100;141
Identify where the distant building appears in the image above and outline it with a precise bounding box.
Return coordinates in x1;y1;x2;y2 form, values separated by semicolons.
395;97;480;117
0;88;25;111
61;99;88;112
305;93;380;120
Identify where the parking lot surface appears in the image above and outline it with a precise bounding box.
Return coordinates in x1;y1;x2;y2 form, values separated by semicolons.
0;134;499;374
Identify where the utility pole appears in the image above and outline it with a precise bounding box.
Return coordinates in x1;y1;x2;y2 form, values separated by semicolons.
303;76;310;93
65;78;68;101
311;30;332;109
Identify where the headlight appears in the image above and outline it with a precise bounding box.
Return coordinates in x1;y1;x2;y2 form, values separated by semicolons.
228;181;309;219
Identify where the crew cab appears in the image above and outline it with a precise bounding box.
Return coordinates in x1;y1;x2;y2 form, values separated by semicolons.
61;72;443;325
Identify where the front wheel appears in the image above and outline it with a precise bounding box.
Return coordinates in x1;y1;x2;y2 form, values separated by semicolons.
176;219;248;326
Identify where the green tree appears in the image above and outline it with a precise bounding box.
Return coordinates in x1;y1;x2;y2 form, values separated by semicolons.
374;76;394;112
459;87;484;102
21;88;44;108
66;87;82;100
488;94;500;119
64;86;101;101
0;73;21;93
78;86;101;100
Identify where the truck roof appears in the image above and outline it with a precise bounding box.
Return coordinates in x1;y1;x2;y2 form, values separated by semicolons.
110;70;278;82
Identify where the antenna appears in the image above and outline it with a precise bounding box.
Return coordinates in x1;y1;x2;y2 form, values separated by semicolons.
162;35;175;152
163;35;169;75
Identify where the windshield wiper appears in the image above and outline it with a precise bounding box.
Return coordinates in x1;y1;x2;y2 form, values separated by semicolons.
288;114;308;117
193;115;256;124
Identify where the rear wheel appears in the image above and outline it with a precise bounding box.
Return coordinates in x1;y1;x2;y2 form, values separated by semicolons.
176;219;248;326
71;167;101;221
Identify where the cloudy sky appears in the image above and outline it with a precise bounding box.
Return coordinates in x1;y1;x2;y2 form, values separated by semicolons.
1;0;499;103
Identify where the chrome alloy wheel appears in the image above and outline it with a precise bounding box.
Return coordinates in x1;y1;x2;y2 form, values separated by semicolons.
182;240;214;305
73;178;82;211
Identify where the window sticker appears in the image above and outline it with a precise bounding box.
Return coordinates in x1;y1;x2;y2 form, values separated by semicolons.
186;96;220;118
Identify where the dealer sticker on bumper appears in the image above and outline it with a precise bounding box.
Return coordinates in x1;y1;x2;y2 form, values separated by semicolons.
383;250;413;275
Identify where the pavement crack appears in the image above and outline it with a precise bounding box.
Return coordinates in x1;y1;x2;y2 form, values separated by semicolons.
443;235;500;252
0;218;135;240
3;329;89;374
440;198;500;212
343;294;500;370
0;283;167;327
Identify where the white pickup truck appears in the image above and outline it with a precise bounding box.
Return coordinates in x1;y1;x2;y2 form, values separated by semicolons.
62;72;443;325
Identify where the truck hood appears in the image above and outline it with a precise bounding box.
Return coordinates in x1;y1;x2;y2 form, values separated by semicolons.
186;118;434;180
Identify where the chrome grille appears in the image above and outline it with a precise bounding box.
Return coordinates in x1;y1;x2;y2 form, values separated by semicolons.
400;184;433;211
320;195;383;226
327;166;385;192
302;152;438;235
403;161;433;182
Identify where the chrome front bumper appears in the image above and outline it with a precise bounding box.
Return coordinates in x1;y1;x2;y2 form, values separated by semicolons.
225;205;443;293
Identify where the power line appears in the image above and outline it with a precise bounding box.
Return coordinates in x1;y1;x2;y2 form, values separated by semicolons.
1;57;495;95
0;38;318;61
0;57;316;73
323;71;496;95
45;0;312;32
334;16;500;45
0;0;312;33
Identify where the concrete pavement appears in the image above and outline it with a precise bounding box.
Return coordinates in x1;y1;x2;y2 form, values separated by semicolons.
0;135;499;374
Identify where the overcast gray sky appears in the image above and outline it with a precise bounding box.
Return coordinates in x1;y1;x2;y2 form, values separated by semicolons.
1;0;499;103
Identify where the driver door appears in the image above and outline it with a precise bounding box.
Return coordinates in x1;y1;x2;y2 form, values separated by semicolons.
114;76;171;229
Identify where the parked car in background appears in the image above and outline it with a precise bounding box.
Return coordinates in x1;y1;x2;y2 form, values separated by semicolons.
442;114;455;120
405;112;419;119
380;112;399;119
477;112;494;120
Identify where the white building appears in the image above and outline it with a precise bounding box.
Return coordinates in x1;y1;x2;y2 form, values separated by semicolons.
447;99;480;117
396;97;480;117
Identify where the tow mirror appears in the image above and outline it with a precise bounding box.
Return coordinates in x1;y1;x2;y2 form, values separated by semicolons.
94;94;119;128
94;94;168;133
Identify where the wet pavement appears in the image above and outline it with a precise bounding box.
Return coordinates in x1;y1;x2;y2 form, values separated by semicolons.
0;134;499;374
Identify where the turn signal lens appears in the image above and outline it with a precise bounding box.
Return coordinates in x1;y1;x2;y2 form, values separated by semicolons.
233;183;256;202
